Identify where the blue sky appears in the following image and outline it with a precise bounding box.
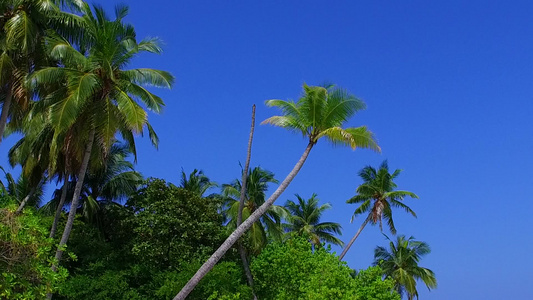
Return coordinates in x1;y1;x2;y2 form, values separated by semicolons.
3;1;533;298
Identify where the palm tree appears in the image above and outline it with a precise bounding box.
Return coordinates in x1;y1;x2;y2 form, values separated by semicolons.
339;160;418;260
236;105;257;299
7;116;55;214
0;167;44;210
179;169;217;197
222;166;285;254
43;143;142;228
29;3;174;271
284;193;343;248
175;83;380;299
0;0;83;144
7;114;83;236
374;235;437;300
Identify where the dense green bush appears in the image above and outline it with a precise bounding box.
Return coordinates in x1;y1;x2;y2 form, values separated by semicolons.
156;261;252;299
127;178;227;268
57;179;249;299
250;238;400;300
0;197;67;299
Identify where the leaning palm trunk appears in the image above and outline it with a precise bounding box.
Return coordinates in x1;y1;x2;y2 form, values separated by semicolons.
52;127;95;271
338;215;371;260
0;86;13;145
15;186;37;214
174;142;315;299
237;105;257;299
49;180;69;238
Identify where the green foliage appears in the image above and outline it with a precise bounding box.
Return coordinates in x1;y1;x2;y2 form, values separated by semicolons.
222;166;286;254
262;83;380;151
180;169;217;197
250;238;399;299
127;178;226;268
56;177;235;299
284;193;343;247
348;160;418;234
0;196;68;299
353;266;401;300
156;261;252;300
374;235;437;300
58;271;143;300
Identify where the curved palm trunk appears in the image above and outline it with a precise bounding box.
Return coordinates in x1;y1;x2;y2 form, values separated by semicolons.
338;215;371;260
15;186;37;214
0;86;13;145
49;180;69;238
174;141;315;300
237;105;257;299
51;127;95;271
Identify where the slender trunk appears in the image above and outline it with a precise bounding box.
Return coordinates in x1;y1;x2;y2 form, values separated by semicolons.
15;186;37;214
0;85;13;145
51;127;95;271
237;105;257;299
50;180;69;239
238;246;256;299
338;215;371;260
174;141;315;300
237;104;255;226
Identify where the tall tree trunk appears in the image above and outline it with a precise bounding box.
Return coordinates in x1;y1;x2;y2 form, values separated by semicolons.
15;186;37;214
51;127;95;271
237;105;257;299
174;141;315;300
237;104;255;227
338;215;371;260
0;85;13;145
49;180;69;239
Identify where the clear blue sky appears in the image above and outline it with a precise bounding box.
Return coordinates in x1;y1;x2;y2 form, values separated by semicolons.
3;1;533;299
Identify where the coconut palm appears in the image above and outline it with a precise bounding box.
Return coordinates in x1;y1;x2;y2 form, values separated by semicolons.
0;166;44;210
7;114;85;238
374;235;437;300
338;160;418;260
42;143;142;227
29;3;174;270
7;116;57;214
175;83;380;299
222;166;286;254
180;169;217;197
0;0;84;143
284;193;343;248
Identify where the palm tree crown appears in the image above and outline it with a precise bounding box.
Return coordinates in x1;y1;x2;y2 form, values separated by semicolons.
31;3;174;169
180;169;217;197
284;193;343;247
338;160;418;260
0;0;84;143
374;235;437;300
42;143;142;219
348;160;418;234
262;83;380;150
222;166;286;254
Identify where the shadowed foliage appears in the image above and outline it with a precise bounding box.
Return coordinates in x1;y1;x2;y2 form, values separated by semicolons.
284;193;343;248
374;235;437;300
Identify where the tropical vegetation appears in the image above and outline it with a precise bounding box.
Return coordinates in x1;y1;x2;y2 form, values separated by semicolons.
339;160;419;260
284;193;343;248
0;1;436;299
374;235;437;300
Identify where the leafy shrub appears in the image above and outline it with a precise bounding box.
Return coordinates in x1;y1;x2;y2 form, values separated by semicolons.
0;197;68;299
250;238;400;300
